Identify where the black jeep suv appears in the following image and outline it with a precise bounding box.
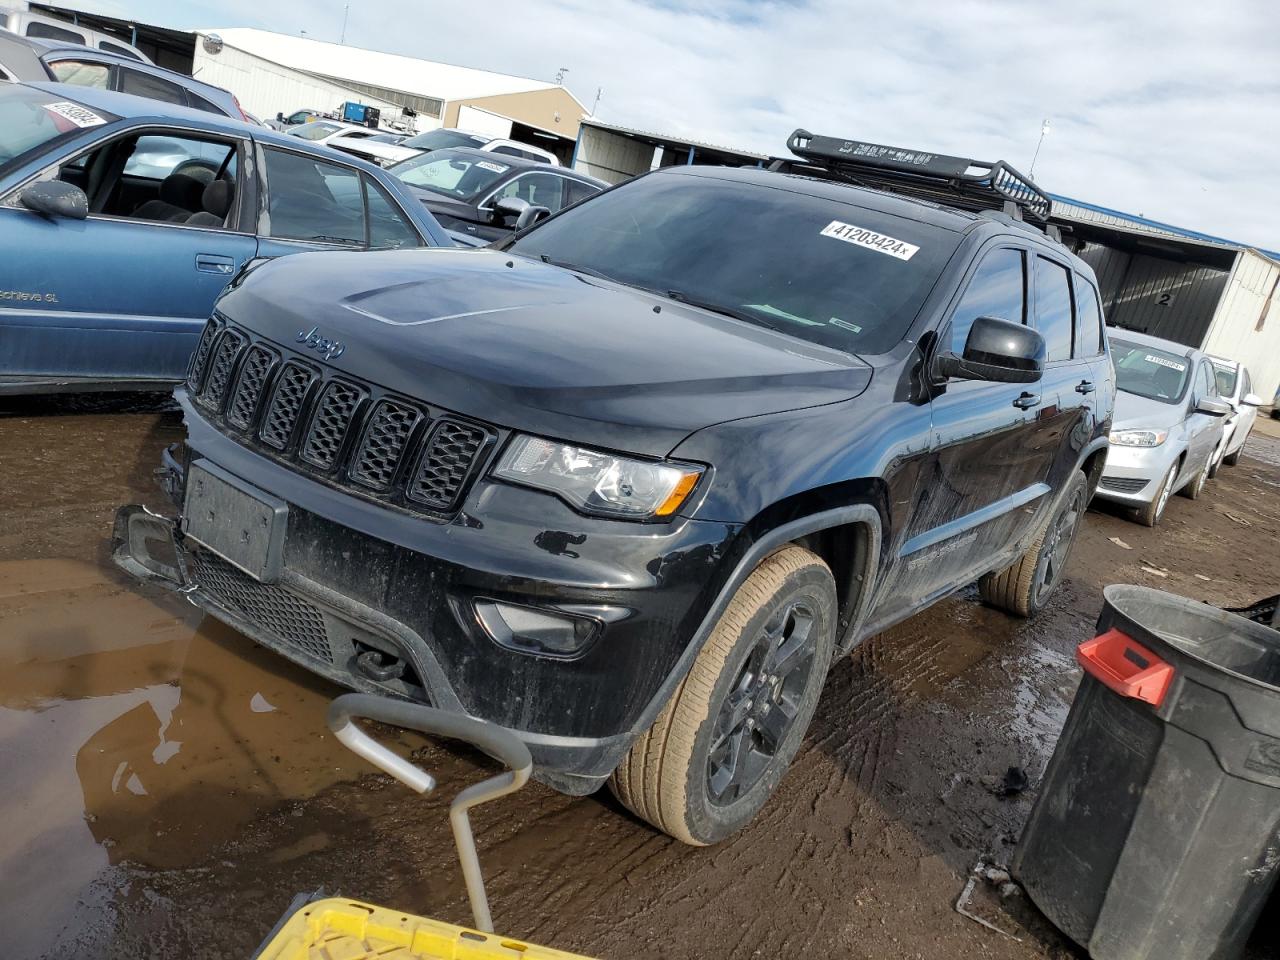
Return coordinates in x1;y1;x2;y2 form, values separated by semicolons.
115;131;1114;845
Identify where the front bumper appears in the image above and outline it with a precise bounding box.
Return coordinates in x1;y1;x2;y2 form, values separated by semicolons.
114;438;739;795
1095;441;1180;505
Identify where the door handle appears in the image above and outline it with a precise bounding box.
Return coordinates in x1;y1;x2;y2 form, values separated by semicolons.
1013;392;1041;409
1076;380;1095;394
195;253;236;275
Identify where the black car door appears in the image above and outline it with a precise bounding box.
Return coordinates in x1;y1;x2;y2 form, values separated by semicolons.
1024;252;1095;507
878;242;1052;616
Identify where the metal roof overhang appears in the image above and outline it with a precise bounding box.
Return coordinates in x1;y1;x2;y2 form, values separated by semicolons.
1053;215;1239;270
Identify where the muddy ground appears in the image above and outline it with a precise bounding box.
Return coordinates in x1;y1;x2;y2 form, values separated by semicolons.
2;394;1278;960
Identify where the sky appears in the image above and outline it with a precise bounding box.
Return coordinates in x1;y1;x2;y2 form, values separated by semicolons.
78;0;1280;249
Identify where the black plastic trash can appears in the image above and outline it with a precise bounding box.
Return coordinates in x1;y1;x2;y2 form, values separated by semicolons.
1014;584;1280;960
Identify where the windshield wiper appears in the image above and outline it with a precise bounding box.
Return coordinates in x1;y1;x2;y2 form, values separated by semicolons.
538;254;615;283
665;290;781;331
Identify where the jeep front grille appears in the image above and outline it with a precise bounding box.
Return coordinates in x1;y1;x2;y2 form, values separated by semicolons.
301;380;365;470
226;345;276;430
185;316;496;517
200;328;246;410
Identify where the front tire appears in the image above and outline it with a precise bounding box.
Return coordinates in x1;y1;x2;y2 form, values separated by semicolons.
610;546;836;845
1179;449;1212;500
1136;460;1179;527
979;471;1087;617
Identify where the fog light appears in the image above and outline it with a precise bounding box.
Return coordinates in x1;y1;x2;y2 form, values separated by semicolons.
473;599;601;659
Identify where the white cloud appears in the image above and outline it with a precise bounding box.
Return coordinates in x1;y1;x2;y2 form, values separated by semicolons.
103;0;1280;247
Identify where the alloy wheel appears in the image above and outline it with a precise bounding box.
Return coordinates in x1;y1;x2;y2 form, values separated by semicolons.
1033;484;1084;605
707;600;818;805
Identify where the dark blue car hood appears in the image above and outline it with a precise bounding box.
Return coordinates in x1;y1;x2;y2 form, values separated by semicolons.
217;248;872;457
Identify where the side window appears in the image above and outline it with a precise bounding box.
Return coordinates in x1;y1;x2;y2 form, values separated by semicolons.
364;177;421;250
1200;361;1217;398
1034;256;1075;363
48;60;112;89
950;247;1025;352
122;135;233;181
187;93;223;115
565;180;601;207
263;148;365;246
1073;278;1104;357
26;21;87;43
118;68;187;106
491;172;566;213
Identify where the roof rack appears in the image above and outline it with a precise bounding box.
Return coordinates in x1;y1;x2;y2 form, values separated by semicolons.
776;129;1052;224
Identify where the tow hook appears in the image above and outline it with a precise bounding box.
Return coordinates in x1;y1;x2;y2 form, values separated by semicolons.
355;648;407;683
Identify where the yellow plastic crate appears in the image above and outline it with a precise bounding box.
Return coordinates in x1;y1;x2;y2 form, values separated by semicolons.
256;898;596;960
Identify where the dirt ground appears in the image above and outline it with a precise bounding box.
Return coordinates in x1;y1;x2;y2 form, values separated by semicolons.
2;394;1278;960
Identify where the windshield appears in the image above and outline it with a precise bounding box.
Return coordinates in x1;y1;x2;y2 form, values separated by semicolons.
288;122;343;141
0;86;114;175
507;171;960;354
1212;361;1238;397
391;151;511;201
1110;338;1192;404
401;128;488;152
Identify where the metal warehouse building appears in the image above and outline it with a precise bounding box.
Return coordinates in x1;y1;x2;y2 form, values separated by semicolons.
572;120;1280;399
193;29;588;161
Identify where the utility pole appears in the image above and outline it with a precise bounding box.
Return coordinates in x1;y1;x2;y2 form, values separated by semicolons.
554;67;569;85
1030;118;1051;179
591;87;602;116
340;3;350;44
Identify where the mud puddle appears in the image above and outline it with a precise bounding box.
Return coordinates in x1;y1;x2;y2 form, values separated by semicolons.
0;558;374;957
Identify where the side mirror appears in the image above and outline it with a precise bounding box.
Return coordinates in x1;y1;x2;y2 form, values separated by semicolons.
491;195;529;226
1196;396;1233;417
1242;392;1263;407
514;204;551;231
935;316;1045;384
20;180;89;220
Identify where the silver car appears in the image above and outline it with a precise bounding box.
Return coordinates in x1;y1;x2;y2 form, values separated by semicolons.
1207;357;1264;475
1097;330;1232;526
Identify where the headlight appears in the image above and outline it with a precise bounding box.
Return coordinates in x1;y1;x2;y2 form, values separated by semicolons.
493;435;703;520
1109;429;1168;447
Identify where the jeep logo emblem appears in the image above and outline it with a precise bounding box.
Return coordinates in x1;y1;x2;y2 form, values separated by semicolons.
296;326;345;361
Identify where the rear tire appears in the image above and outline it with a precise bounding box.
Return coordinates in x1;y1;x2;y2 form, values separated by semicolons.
979;471;1087;617
610;546;836;845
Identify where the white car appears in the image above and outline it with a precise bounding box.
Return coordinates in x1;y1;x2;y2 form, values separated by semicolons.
284;119;369;146
344;126;560;168
326;130;410;167
1208;357;1264;475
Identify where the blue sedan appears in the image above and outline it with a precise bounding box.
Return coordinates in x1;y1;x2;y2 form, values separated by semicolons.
0;82;452;394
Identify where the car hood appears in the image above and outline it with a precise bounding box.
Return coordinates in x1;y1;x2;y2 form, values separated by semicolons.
1113;389;1187;432
219;249;872;457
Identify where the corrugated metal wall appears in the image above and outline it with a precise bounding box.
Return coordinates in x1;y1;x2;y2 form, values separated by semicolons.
1077;242;1230;347
573;126;653;184
1202;251;1280;402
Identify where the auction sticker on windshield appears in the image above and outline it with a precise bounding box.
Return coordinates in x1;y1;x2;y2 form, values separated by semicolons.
1146;354;1186;371
42;101;106;128
820;220;919;261
476;160;509;174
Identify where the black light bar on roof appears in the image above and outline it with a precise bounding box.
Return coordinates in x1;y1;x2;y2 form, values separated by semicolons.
783;129;1052;223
